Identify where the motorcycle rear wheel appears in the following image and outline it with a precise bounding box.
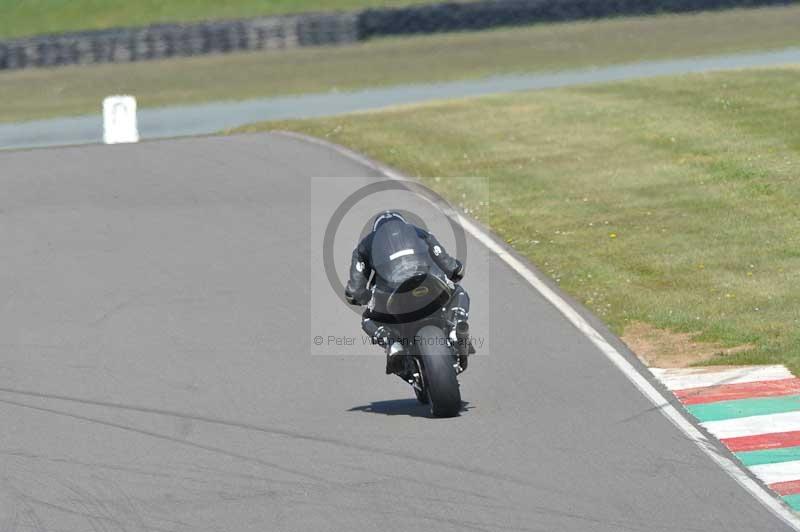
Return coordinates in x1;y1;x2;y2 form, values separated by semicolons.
417;325;461;417
413;357;429;404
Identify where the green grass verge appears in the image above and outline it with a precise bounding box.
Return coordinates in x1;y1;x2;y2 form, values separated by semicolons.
0;0;438;39
234;66;800;374
2;6;800;123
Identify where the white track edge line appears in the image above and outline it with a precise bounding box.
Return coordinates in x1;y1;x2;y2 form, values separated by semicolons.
276;130;800;529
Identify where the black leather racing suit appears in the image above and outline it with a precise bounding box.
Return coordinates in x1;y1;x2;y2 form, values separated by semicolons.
344;219;470;342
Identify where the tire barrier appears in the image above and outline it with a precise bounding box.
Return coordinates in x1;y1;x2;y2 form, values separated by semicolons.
0;13;358;71
0;0;793;71
357;0;795;39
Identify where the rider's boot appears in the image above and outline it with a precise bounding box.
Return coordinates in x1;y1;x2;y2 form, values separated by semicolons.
385;341;407;375
363;321;399;375
449;320;473;371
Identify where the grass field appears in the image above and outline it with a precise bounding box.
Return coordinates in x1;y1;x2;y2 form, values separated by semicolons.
235;67;800;374
2;6;800;123
0;0;436;39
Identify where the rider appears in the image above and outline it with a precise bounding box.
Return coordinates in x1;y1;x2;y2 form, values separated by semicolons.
345;211;473;376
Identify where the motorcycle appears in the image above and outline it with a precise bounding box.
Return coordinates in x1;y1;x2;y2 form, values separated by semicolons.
381;270;466;418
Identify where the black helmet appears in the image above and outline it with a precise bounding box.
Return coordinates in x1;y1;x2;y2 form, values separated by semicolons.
372;210;407;232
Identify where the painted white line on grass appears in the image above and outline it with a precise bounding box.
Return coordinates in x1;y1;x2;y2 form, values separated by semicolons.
750;461;800;485
277;130;800;529
651;366;794;391
703;412;800;440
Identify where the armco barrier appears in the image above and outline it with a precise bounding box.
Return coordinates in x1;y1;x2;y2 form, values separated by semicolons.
0;0;794;71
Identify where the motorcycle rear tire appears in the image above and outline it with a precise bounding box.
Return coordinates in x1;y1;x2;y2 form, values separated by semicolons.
417;325;461;417
411;358;429;404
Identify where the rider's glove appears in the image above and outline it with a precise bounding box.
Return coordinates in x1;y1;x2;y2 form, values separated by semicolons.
345;287;371;306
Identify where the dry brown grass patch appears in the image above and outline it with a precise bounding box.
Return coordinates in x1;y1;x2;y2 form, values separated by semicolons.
622;321;755;368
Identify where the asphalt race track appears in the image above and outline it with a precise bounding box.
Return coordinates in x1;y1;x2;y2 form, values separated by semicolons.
0;133;795;532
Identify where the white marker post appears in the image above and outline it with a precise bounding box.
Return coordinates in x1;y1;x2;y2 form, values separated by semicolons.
103;95;139;144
